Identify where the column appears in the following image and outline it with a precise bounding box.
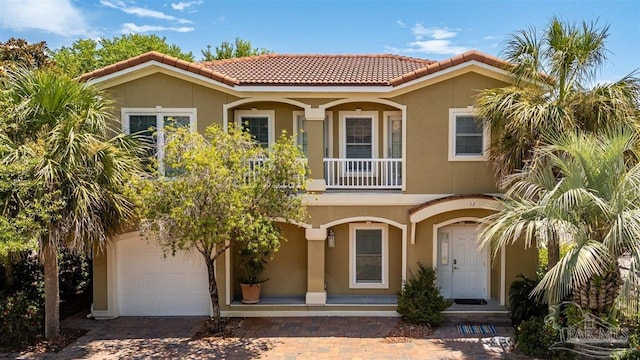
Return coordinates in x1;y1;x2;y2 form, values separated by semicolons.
304;108;326;192
305;228;327;305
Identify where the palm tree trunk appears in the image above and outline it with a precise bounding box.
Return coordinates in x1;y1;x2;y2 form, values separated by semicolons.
573;267;623;315
203;254;221;333
547;235;560;270
42;240;60;339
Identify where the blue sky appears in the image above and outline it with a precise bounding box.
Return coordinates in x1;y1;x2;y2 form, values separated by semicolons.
1;0;638;82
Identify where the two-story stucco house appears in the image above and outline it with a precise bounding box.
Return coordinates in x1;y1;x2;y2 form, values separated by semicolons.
81;50;538;318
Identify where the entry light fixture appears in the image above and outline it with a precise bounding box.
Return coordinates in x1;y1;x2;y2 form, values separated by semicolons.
327;229;335;248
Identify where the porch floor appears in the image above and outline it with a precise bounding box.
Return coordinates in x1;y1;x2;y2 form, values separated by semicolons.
230;295;397;306
444;298;508;313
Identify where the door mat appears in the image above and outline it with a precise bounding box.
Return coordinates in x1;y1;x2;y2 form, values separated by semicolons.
456;324;496;335
454;298;487;305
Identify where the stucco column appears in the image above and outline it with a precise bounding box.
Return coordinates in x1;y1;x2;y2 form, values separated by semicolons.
305;228;327;305
304;108;326;192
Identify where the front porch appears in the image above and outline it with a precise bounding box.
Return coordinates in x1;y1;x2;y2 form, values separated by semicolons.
225;295;508;317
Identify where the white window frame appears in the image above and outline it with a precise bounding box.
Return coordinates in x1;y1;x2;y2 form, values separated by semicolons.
339;111;379;159
349;223;389;289
448;107;489;161
293;110;333;157
121;107;197;175
235;109;275;147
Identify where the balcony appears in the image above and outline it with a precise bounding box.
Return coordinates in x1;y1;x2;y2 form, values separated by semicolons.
324;158;402;190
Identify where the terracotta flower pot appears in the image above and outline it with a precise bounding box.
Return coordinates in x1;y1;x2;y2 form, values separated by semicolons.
240;283;262;304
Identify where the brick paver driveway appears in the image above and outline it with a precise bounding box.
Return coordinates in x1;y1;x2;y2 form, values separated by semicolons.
12;314;523;359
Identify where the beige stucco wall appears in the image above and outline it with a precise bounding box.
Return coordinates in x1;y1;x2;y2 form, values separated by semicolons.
105;72;239;132
231;223;307;300
92;246;108;311
104;70;508;196
390;72;509;194
325;223;403;295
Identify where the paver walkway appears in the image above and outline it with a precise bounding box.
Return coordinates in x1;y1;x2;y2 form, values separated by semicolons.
5;313;526;359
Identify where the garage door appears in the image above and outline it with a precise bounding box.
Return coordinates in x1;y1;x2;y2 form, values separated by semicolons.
116;235;211;316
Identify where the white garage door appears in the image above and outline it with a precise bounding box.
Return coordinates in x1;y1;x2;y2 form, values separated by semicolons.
116;235;211;316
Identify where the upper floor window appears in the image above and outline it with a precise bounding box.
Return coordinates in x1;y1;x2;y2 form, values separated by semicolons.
339;111;379;159
122;107;197;175
349;223;389;289
235;110;275;148
448;107;488;161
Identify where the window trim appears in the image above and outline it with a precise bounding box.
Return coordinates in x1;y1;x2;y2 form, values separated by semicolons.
348;222;389;289
121;107;197;175
448;107;489;161
338;111;379;159
235;109;275;147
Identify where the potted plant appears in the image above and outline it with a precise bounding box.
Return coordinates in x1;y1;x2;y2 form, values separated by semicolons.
237;247;270;304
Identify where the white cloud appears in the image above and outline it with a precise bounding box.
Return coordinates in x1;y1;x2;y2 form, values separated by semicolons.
406;40;469;55
396;19;406;28
101;0;192;24
412;24;457;40
0;0;95;37
386;22;469;56
171;1;203;12
483;35;500;40
120;23;195;34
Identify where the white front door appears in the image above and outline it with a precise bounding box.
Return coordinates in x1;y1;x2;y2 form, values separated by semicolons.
450;227;487;299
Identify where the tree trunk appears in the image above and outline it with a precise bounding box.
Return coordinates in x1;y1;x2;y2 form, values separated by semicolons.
4;260;15;291
547;235;560;271
204;255;222;333
573;266;623;315
42;241;60;339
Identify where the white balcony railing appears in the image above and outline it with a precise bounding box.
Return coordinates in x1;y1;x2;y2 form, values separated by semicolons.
324;158;402;189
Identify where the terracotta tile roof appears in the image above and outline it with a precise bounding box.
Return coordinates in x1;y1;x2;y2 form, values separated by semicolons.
78;50;509;87
200;54;436;86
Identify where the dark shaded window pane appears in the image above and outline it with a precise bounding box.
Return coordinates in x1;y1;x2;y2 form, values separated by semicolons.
355;229;382;283
455;115;483;155
129;115;157;165
242;116;269;148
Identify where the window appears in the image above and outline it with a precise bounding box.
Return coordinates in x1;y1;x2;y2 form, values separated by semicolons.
339;111;378;159
122;108;196;175
235;110;275;148
349;223;388;289
449;107;488;161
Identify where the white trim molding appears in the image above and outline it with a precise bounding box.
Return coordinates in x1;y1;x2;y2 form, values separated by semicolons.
448;106;489;161
348;223;389;289
409;196;498;244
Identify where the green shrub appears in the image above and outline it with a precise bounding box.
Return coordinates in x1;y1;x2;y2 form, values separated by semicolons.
516;316;576;359
613;327;640;359
396;263;452;326
0;290;43;349
509;274;548;326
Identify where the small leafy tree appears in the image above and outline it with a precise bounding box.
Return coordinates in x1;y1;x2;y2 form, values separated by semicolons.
396;263;452;326
132;125;307;333
201;38;272;61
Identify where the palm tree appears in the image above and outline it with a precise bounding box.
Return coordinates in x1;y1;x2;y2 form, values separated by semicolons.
0;68;143;338
479;128;640;314
475;17;640;268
